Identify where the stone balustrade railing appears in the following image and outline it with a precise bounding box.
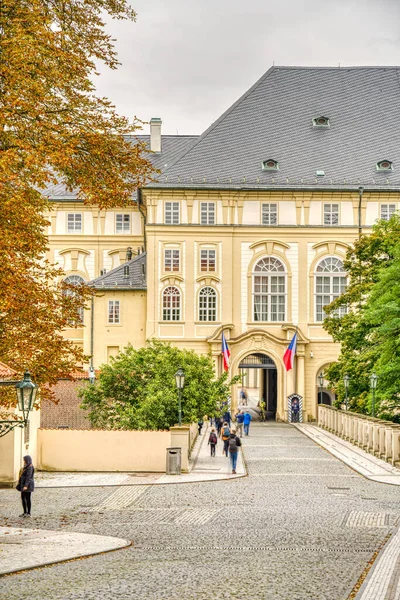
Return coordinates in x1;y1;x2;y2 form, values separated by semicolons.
317;404;400;468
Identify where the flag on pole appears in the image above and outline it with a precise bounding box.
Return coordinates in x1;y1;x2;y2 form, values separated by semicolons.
283;332;297;371
221;331;231;372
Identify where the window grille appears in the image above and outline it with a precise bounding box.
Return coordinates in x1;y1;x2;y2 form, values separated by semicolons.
198;287;217;321
116;214;131;233
164;249;180;272
261;203;278;225
200;202;216;225
108;300;120;324
67;213;82;233
165;202;180;225
315;257;347;322
162;286;181;321
200;249;216;272
323;204;339;226
253;257;286;322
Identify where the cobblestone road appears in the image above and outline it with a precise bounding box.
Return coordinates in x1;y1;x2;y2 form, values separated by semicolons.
1;423;399;600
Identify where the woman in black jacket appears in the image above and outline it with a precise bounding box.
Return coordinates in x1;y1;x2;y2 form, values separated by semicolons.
17;455;35;517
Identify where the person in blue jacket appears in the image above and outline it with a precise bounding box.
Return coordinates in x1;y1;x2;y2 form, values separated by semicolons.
243;411;252;436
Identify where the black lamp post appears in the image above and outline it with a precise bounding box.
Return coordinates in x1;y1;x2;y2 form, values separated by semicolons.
343;374;350;411
369;372;378;418
0;371;38;438
175;368;185;426
318;371;324;404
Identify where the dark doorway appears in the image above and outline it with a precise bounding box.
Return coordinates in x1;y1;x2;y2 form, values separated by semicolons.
238;353;278;421
318;391;332;406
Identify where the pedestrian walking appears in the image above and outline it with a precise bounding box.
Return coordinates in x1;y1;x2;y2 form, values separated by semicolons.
16;455;35;517
228;429;241;474
198;418;204;435
216;416;223;436
243;411;252;436
235;409;244;438
221;422;231;456
208;427;218;457
223;410;231;427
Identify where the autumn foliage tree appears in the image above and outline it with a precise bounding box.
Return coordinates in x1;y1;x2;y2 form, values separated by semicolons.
0;0;153;407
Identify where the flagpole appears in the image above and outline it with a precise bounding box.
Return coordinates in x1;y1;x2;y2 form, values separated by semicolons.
294;324;299;395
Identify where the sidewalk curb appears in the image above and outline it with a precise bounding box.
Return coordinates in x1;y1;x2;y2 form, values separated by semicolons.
0;534;132;578
294;424;400;487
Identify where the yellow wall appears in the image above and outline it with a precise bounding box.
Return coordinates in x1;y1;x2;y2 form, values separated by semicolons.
83;290;147;366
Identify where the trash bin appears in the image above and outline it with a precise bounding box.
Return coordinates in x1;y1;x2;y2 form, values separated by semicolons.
166;447;182;475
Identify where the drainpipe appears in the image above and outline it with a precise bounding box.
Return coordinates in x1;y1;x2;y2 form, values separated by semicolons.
137;188;147;252
90;296;94;369
358;186;364;239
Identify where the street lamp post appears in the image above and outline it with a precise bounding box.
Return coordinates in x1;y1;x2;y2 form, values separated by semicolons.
343;374;350;411
0;371;38;438
318;372;324;405
175;368;185;426
369;372;378;418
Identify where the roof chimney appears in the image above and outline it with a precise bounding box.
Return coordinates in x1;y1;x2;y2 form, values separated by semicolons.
150;117;162;153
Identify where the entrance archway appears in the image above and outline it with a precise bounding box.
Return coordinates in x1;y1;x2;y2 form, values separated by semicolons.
238;353;278;421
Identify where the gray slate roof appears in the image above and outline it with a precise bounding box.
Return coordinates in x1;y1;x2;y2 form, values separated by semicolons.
149;66;400;191
43;135;197;200
90;252;146;290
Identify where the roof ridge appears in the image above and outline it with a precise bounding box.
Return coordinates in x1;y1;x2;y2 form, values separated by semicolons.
271;65;400;70
160;66;277;175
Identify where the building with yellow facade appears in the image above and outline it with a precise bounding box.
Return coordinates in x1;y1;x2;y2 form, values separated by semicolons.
44;66;400;424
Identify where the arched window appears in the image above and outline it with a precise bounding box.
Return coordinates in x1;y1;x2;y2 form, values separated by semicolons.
315;257;347;322
63;275;85;323
253;257;286;322
162;286;181;321
198;287;217;322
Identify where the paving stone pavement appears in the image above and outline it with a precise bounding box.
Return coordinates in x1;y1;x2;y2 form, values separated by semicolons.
1;422;399;600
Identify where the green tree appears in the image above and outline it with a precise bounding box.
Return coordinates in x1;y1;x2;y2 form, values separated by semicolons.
323;214;400;417
79;340;240;430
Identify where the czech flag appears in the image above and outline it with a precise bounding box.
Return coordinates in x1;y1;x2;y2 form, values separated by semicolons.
222;331;231;372
283;333;297;371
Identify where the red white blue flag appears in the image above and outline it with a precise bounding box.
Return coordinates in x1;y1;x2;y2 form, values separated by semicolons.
221;331;231;372
283;332;297;371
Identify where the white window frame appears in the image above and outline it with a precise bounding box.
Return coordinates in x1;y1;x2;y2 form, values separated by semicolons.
164;249;180;272
63;275;85;324
380;204;396;221
261;203;278;225
315;257;347;322
323;204;339;226
200;202;216;225
164;202;180;225
115;214;131;234
198;287;217;322
200;249;216;272
252;257;286;322
162;286;181;321
108;300;120;324
67;213;82;234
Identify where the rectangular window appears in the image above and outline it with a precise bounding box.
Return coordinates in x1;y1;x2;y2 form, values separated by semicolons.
164;249;180;272
200;202;216;225
67;213;82;233
200;249;216;272
116;214;131;233
165;202;180;224
323;204;339;225
108;300;120;324
380;204;396;221
261;203;278;225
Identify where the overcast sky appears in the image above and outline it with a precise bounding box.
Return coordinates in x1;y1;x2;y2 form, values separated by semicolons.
96;0;400;135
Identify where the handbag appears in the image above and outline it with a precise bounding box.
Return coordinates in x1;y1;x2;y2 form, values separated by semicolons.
16;483;21;491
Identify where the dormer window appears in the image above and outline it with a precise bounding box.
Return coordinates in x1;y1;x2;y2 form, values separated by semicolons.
376;159;393;172
262;159;279;171
312;116;330;128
